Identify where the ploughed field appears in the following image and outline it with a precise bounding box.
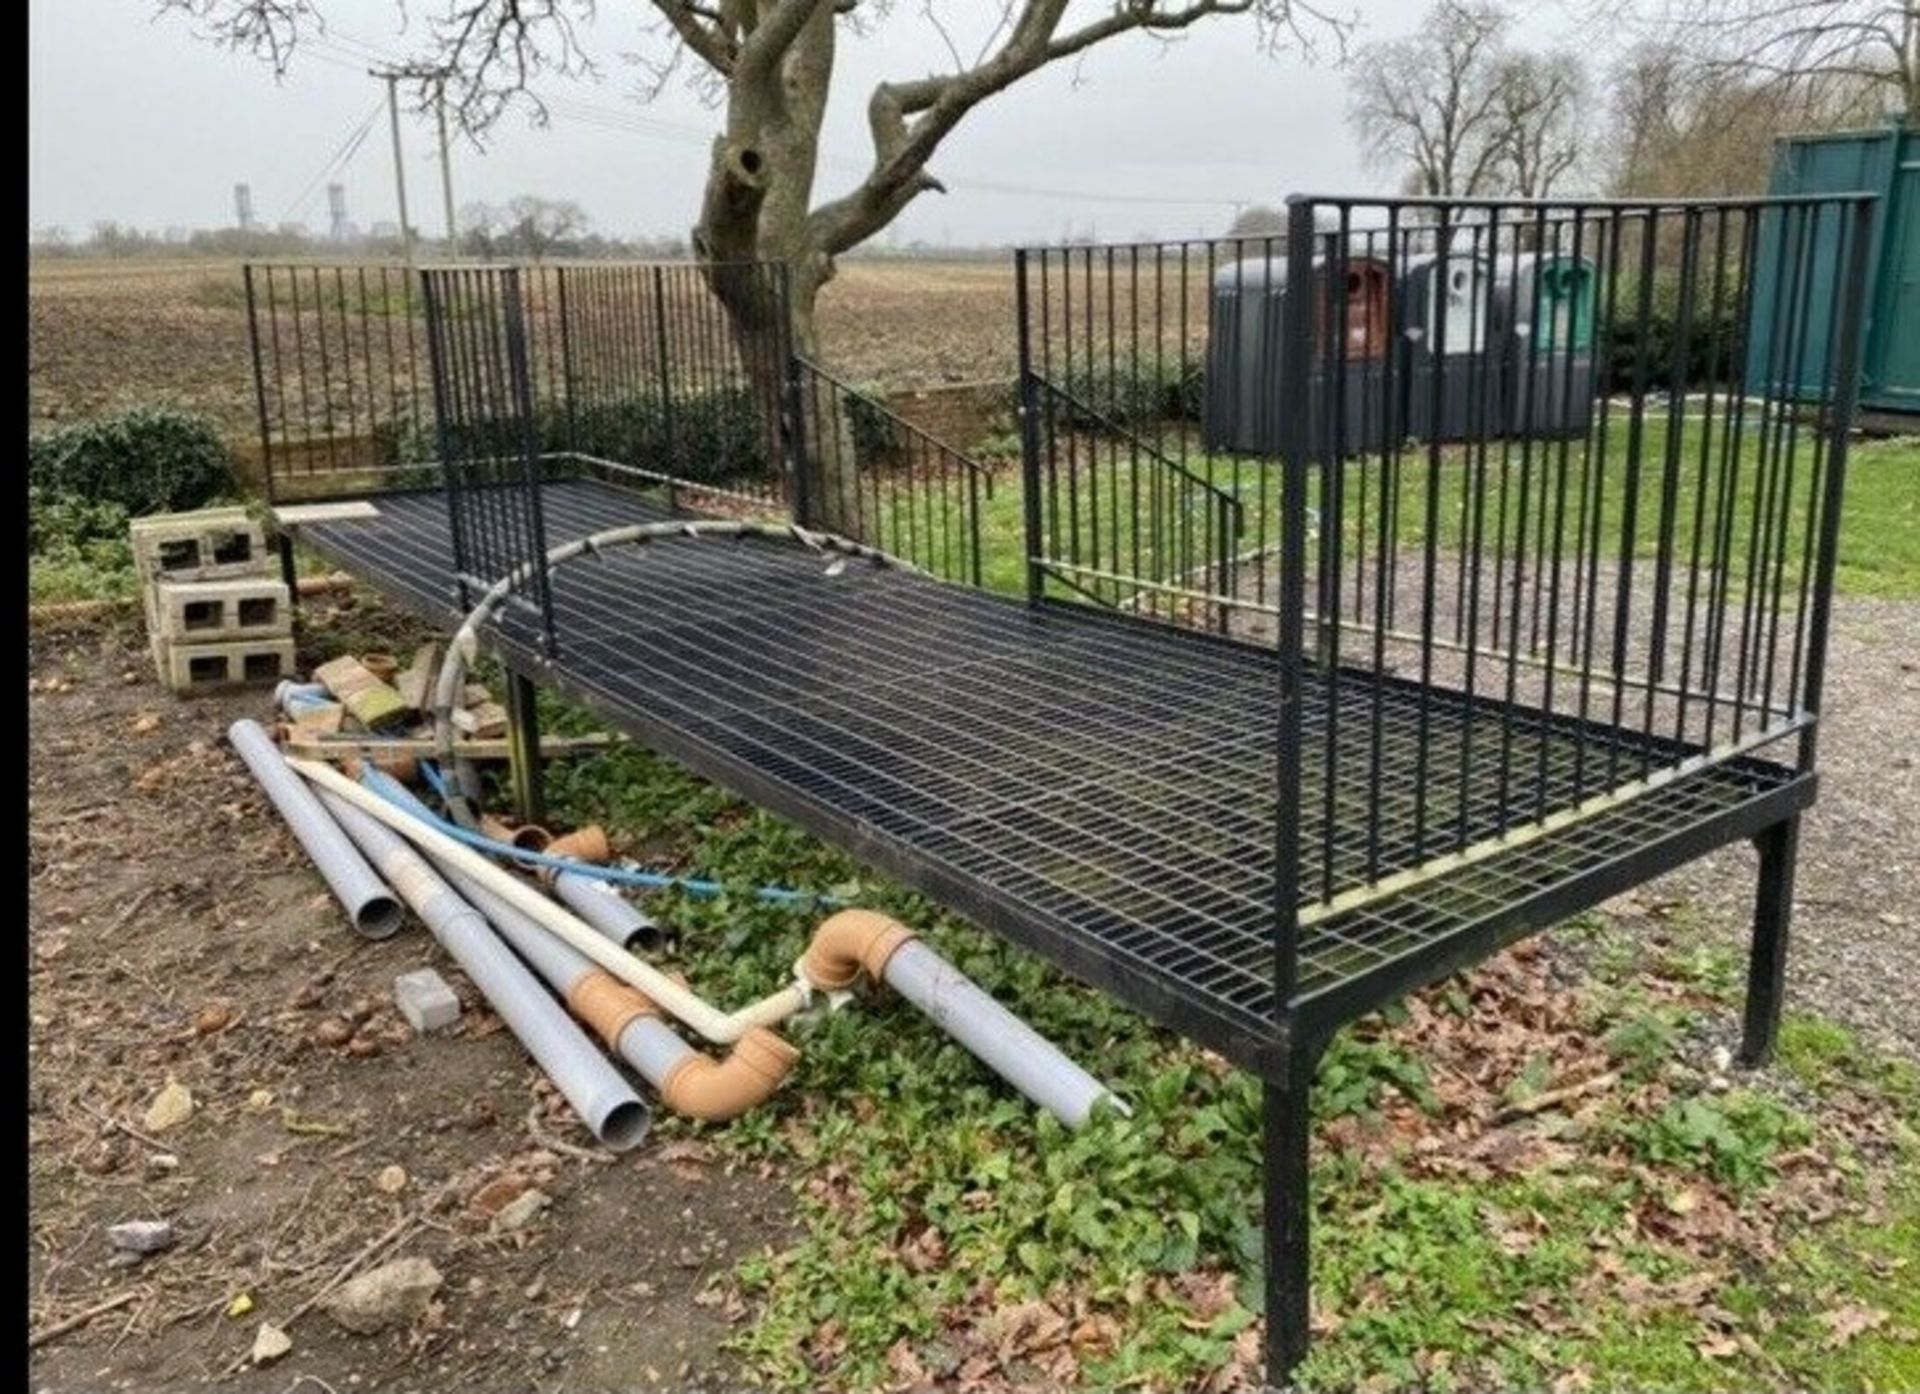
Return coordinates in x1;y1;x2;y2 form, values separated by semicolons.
27;256;1018;439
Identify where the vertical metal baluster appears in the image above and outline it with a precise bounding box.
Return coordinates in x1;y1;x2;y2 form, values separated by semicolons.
1796;196;1872;773
1761;204;1820;728
1644;206;1700;771
1674;208;1726;748
244;266;277;499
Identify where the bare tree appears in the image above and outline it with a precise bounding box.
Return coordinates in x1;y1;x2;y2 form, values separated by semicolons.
1345;0;1512;197
504;194;589;260
1489;50;1586;198
164;2;1345;345
1600;40;1875;196
1626;0;1918;122
1227;203;1289;235
459;200;506;260
164;0;1347;516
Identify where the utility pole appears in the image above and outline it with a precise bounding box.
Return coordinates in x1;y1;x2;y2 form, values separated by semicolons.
374;66;417;270
434;74;459;260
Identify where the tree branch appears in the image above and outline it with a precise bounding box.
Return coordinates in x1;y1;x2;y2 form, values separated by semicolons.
811;0;1327;255
735;0;834;82
652;0;738;72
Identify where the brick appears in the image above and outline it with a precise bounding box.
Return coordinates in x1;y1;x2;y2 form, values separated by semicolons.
148;577;291;641
129;507;269;583
149;634;296;694
393;969;461;1033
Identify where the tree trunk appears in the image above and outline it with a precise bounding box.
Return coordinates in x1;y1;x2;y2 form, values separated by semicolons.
690;1;859;534
778;263;865;538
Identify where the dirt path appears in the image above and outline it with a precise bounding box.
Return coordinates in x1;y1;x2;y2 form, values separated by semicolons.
28;614;785;1389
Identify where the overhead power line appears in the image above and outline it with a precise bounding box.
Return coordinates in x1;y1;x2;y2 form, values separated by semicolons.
290;29;1243;211
279;97;385;224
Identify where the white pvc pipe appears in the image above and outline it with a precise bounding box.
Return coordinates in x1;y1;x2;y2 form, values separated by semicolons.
289;757;807;1044
428;520;903;782
882;939;1127;1128
316;790;651;1151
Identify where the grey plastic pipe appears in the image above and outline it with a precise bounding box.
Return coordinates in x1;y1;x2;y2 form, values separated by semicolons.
292;758;808;1043
438;868;689;1086
883;938;1127;1129
440;863;797;1122
227;719;404;939
802;911;1124;1130
315;789;652;1151
553;871;663;953
273;680;332;716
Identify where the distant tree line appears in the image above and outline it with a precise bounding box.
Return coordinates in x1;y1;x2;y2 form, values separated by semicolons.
1218;0;1914;225
29;196;690;262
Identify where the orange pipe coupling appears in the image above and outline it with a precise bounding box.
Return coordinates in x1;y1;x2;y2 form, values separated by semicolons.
800;909;916;991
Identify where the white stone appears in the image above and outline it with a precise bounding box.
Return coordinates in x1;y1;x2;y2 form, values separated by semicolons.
107;1220;175;1254
393;968;460;1033
251;1322;293;1365
323;1257;443;1335
490;1188;550;1234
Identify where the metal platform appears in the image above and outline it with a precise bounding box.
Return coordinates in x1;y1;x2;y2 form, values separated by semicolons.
289;477;1808;1064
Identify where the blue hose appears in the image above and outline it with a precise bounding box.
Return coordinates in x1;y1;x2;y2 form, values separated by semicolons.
361;763;841;909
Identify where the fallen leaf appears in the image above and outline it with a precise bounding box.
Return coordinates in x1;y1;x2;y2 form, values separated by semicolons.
1696;1332;1741;1359
468;1171;532;1217
653;1137;712;1183
1819;1302;1888;1349
143;1077;194;1132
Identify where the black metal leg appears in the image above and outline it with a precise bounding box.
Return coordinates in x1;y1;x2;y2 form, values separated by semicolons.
1739;815;1800;1067
504;668;545;827
1263;1039;1320;1392
276;531;298;599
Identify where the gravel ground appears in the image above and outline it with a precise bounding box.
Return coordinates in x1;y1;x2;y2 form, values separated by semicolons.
1229;562;1919;1061
1630;596;1920;1061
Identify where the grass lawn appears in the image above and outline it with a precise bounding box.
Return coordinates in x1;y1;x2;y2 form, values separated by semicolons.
25;409;1920;1386
919;426;1920;604
531;716;1920;1391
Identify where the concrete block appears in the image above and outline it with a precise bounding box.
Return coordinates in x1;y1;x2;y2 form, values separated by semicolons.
393;968;461;1033
150;634;296;694
129;507;269;583
148;577;292;641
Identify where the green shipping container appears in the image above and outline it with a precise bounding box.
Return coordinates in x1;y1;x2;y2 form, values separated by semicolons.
1749;119;1919;417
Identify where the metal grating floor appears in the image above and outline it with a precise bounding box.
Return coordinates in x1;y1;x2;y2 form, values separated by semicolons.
295;478;1805;1061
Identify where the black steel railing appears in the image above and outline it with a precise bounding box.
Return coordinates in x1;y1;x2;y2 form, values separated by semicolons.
419;265;557;649
555;260;792;515
1028;373;1243;627
244;262;436;499
789;360;995;587
1016;192;1875;996
245;259;794;513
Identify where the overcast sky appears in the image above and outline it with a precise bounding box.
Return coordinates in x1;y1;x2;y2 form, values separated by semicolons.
28;0;1595;246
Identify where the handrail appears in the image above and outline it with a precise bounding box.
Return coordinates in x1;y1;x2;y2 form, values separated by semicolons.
1031;376;1245;530
793;357;998;489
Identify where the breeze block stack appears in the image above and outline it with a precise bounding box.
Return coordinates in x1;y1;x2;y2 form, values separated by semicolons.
131;506;295;694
